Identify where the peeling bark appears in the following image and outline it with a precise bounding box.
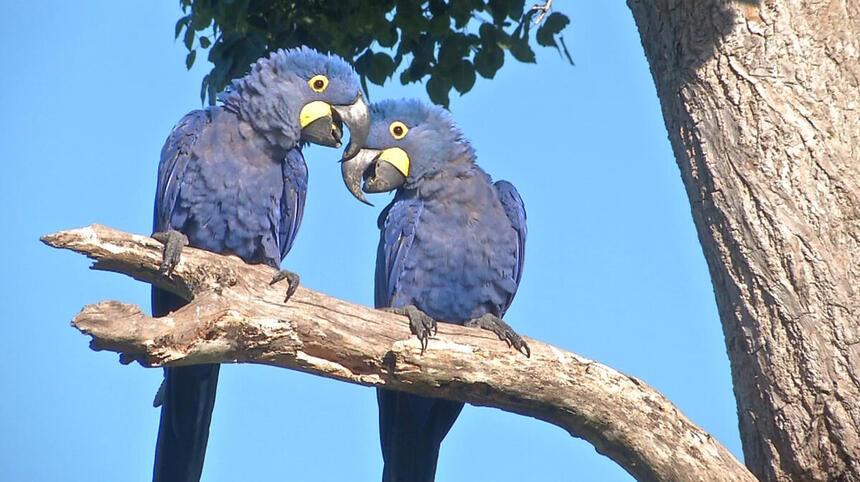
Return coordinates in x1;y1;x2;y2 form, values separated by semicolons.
627;1;860;480
42;224;754;482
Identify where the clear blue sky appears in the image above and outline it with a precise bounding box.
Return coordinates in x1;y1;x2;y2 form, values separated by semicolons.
0;2;741;481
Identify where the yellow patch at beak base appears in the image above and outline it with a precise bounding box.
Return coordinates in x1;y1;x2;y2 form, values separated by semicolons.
380;147;410;177
299;101;332;128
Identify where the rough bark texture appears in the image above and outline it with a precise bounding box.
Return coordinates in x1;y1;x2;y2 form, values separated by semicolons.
42;224;755;482
627;1;860;480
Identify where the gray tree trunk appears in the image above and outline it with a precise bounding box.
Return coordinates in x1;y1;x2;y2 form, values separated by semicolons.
627;0;860;480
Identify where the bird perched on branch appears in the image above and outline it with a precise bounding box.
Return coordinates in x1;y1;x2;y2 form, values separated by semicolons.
341;99;529;481
150;47;369;482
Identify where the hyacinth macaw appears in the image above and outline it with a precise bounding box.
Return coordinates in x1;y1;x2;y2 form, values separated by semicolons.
340;99;529;482
150;47;369;482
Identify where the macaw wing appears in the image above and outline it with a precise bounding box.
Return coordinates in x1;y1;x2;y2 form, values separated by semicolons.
150;109;216;482
278;147;308;260
494;180;527;314
153;109;211;232
374;198;424;309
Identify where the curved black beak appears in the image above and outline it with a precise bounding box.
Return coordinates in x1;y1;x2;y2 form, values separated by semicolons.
332;93;370;160
340;148;379;205
301;115;343;147
363;160;407;194
341;147;409;206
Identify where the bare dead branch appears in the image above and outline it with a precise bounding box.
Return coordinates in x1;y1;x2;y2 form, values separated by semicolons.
42;224;754;482
532;0;553;24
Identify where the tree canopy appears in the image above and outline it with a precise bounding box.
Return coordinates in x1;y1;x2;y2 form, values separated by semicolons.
176;0;571;107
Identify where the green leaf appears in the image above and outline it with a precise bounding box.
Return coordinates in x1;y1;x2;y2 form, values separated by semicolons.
451;60;476;94
508;37;535;63
512;11;532;41
429;14;451;35
426;74;451;107
186;49;197;69
393;1;426;33
205;37;234;101
536;12;569;48
428;0;446;16
495;29;512;49
183;24;195;50
507;0;525;21
359;73;370;99
368;52;395;85
354;49;374;77
399;70;411;84
178;0;573;105
199;73;210;105
450;0;477;27
474;43;504;78
192;5;213;31
377;25;398;47
400;54;432;84
479;22;497;44
207;81;218;106
438;34;469;70
488;0;511;25
559;35;574;65
175;15;191;39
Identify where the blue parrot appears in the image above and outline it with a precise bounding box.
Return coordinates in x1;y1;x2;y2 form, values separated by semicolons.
340;99;529;481
150;47;369;482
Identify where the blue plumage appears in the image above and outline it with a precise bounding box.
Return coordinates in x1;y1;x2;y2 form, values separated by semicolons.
154;109;302;265
353;99;528;481
151;47;364;482
369;99;526;323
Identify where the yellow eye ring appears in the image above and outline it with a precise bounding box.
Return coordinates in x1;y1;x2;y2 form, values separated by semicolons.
309;74;329;93
389;121;408;139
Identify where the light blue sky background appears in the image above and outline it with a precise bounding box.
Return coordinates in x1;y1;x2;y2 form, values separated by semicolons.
0;2;742;481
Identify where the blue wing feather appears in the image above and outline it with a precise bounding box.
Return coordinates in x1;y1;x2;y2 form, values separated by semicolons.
375;197;464;482
151;109;216;482
494;180;527;314
153;110;211;233
278;148;308;260
374;197;424;309
151;108;307;482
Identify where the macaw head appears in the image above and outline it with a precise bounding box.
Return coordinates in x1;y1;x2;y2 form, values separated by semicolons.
340;98;474;204
219;47;369;158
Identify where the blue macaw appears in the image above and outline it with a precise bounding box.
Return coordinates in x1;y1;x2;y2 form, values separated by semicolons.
150;47;369;482
340;99;529;481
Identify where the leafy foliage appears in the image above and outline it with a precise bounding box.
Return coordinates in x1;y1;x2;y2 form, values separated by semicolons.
176;0;571;107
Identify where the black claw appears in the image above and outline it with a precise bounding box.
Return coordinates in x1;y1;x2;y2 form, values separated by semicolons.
152;230;189;277
382;305;438;354
466;314;530;358
270;270;300;303
513;338;531;358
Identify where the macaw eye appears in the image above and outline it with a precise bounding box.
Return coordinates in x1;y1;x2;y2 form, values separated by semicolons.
389;121;408;140
309;75;329;93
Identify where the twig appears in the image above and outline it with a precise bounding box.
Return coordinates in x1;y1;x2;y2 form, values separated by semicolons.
532;0;553;24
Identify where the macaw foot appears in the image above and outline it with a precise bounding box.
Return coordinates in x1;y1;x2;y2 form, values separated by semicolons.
382;305;437;353
269;270;300;303
465;313;530;357
151;230;189;277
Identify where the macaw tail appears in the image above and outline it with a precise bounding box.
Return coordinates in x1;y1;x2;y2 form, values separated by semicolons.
377;389;465;482
152;288;220;482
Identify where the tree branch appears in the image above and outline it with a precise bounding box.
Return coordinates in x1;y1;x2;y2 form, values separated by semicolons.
531;0;554;24
42;224;754;482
